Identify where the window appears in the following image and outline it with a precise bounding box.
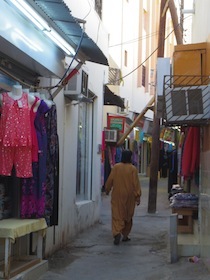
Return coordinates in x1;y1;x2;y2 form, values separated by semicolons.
76;102;93;200
108;67;121;85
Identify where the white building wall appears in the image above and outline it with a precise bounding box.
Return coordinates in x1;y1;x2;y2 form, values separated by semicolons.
102;0;153;120
39;2;109;255
191;0;210;43
43;61;108;255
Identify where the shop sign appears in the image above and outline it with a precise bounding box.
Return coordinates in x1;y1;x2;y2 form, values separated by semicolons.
107;115;125;133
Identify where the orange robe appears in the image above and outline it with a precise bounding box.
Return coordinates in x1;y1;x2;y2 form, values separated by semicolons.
105;162;141;237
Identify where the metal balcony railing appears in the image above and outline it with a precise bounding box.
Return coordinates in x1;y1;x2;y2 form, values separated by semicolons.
163;75;210;125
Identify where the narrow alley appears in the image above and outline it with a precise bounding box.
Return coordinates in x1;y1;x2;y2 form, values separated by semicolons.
37;176;210;280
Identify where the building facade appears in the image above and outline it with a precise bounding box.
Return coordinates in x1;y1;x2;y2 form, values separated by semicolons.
102;0;176;176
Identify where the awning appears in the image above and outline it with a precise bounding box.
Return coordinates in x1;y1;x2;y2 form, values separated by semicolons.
104;85;125;108
29;0;108;66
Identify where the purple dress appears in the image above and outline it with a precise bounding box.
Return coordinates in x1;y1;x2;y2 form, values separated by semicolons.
20;100;50;218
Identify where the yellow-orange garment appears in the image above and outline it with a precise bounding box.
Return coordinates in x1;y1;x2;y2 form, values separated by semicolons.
105;162;141;237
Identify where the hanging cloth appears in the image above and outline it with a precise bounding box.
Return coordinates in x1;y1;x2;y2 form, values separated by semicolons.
181;127;200;178
45;104;59;227
20;100;51;218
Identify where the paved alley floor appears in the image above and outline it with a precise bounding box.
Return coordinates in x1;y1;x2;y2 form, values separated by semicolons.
38;176;210;280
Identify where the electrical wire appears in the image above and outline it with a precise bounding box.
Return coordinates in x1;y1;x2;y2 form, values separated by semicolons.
83;0;92;20
109;31;159;48
52;29;85;89
115;25;179;84
109;14;192;48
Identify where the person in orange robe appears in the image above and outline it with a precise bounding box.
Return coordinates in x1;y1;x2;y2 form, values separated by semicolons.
105;149;141;245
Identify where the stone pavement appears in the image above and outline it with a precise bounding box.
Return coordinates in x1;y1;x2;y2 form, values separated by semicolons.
38;176;210;280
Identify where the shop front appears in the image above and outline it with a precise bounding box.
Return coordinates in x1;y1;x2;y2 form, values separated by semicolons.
0;0;108;278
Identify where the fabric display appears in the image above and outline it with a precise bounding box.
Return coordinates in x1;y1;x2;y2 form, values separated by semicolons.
0;91;59;226
168;184;183;199
170;193;198;208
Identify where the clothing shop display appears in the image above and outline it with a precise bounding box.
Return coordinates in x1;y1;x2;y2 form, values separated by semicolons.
170;193;198;208
0;87;59;225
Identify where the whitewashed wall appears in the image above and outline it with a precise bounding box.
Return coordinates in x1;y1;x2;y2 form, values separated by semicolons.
41;1;109;255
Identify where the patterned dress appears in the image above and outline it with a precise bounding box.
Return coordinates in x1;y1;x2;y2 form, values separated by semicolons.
20;100;50;218
45;105;59;226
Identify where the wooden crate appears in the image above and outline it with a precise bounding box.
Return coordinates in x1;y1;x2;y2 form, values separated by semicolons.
172;207;198;234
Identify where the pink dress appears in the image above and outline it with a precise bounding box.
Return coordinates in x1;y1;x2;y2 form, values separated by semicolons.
0;92;32;178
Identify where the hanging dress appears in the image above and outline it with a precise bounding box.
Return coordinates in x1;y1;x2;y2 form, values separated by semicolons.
21;100;50;218
45;104;59;226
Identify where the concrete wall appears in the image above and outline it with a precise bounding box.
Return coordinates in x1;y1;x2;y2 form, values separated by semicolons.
43;60;107;256
39;1;109;255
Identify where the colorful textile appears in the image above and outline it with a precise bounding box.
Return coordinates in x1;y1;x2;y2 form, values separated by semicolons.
20;100;50;218
0;92;32;177
0;146;32;178
0;93;31;147
181;127;200;178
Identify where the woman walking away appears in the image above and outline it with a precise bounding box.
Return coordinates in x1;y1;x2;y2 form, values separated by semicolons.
105;149;141;245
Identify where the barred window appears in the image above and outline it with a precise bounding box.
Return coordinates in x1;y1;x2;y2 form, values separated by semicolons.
108;67;121;85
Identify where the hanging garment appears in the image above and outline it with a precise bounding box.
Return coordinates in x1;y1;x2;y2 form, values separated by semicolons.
20;100;50;218
0;92;32;177
181;127;200;178
30;96;40;162
45;105;59;226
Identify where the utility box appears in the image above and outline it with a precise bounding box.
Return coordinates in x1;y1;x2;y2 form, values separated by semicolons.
173;42;210;85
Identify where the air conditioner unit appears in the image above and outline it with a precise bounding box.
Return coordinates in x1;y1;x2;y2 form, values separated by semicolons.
164;85;210;124
104;129;118;143
64;70;89;101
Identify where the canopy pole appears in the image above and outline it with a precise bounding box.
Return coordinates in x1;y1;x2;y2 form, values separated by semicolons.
117;95;155;146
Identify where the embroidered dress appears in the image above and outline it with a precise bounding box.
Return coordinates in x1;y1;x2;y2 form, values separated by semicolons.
0;92;32;178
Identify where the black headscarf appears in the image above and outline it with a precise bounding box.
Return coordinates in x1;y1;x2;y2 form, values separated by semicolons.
121;150;132;163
